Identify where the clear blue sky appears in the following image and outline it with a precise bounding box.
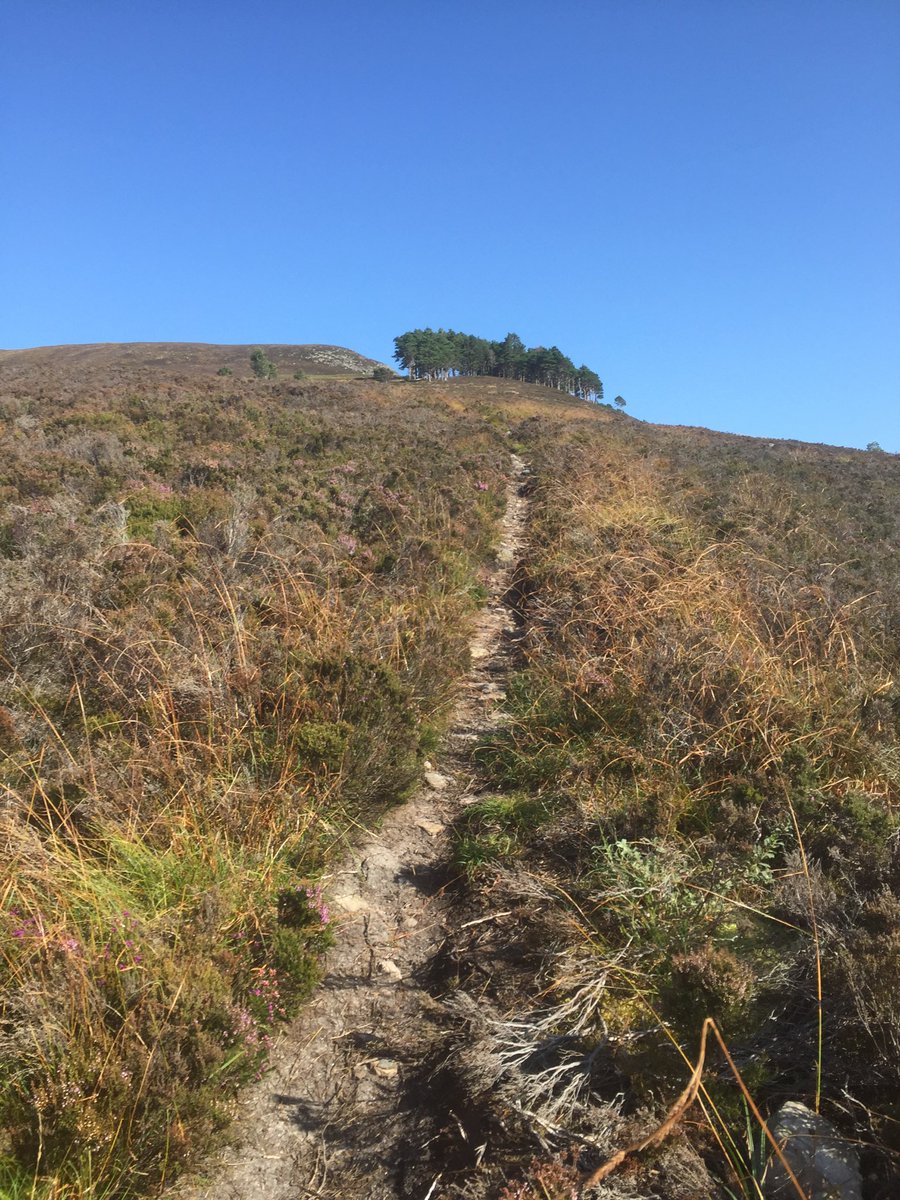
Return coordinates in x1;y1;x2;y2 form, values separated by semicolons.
2;1;898;450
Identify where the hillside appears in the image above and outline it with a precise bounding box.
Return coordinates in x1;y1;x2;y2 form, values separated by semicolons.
0;341;390;383
1;346;898;1199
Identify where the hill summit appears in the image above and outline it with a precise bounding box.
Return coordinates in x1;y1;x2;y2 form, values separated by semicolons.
0;341;391;382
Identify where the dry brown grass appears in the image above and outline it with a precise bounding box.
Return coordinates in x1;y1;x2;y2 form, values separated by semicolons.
461;414;900;1195
0;356;522;1196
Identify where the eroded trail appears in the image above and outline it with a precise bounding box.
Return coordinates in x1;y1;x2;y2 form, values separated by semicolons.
173;455;530;1200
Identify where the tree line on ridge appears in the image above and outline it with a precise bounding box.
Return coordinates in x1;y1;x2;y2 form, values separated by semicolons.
393;328;613;403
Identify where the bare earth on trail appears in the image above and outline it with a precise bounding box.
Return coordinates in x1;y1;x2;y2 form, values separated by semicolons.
171;456;530;1200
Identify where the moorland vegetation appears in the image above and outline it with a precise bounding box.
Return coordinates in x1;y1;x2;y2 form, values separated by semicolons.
457;411;900;1197
1;347;899;1198
0;350;514;1196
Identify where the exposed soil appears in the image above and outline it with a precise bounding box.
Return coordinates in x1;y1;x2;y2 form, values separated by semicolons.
170;455;532;1200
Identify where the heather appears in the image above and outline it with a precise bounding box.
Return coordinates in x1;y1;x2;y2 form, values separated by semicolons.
3;352;900;1197
0;360;509;1194
460;414;900;1193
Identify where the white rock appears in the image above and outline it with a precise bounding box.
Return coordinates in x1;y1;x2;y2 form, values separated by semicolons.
423;771;449;791
377;958;402;981
765;1101;862;1200
332;893;368;913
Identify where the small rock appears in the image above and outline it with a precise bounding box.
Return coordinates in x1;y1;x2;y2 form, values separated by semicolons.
423;760;434;771
377;958;402;981
400;915;418;930
332;893;368;913
416;818;445;836
764;1101;862;1200
423;771;449;791
470;645;490;660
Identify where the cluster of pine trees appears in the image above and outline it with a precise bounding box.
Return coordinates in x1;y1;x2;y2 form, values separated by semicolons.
392;328;607;402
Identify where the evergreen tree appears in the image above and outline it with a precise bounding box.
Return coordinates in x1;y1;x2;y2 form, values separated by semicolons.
250;347;276;379
493;332;526;379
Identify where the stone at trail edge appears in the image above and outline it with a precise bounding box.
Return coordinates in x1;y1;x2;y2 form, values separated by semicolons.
416;818;445;836
764;1101;862;1200
423;771;449;791
332;893;369;913
377;958;403;981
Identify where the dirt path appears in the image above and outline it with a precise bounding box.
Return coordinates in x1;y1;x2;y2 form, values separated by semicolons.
172;455;530;1200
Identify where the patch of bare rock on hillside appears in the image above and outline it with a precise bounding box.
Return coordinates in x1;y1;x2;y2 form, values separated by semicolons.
169;456;538;1200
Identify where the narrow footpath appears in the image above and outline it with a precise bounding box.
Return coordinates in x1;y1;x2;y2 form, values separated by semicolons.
172;454;530;1200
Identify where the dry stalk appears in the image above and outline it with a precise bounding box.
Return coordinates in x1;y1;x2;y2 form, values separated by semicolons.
580;1017;808;1198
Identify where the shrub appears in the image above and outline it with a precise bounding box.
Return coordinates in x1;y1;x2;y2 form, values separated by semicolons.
249;347;276;379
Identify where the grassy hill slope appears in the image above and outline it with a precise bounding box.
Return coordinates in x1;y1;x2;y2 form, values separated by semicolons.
1;347;898;1196
457;408;900;1197
0;351;582;1196
0;341;390;383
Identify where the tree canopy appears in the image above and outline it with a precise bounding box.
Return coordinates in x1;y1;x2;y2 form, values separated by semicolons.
392;327;605;402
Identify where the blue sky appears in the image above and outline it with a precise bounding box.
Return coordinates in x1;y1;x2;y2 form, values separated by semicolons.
2;1;898;450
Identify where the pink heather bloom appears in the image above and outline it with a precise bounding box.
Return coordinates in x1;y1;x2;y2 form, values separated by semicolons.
304;884;330;925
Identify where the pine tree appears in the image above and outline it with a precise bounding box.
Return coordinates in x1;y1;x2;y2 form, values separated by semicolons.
250;348;276;379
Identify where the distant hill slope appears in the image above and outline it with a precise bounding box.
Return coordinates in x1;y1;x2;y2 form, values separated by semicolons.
0;340;392;381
